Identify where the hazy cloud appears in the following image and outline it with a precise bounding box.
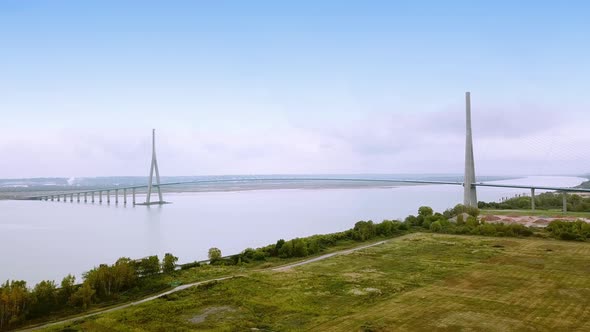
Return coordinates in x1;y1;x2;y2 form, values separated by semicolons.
1;102;589;178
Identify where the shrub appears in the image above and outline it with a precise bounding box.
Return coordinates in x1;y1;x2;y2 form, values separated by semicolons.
430;221;443;232
352;221;376;241
208;248;222;261
162;253;178;273
418;206;434;218
404;215;418;226
456;214;464;225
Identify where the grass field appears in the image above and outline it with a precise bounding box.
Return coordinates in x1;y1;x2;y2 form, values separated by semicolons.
44;234;590;331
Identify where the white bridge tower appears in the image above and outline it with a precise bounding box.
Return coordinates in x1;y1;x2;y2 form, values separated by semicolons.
464;92;478;207
146;129;164;205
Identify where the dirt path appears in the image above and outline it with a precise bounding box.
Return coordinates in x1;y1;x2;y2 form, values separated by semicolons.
20;239;388;331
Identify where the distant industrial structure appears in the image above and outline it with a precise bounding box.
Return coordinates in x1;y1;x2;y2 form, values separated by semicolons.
27;93;590;211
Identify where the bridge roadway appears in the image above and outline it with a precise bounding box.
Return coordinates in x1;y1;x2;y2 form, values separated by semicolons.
26;177;590;212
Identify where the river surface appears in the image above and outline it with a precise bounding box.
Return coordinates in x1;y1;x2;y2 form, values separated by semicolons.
0;175;584;285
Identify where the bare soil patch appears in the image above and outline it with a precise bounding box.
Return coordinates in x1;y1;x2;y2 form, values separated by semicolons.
189;306;236;324
482;215;590;227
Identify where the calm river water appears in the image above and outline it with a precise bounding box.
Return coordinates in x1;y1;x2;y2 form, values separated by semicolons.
0;176;584;284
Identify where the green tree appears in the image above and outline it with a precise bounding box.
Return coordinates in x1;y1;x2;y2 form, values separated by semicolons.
138;255;161;277
404;215;419;226
418;206;434;218
162;253;179;273
112;257;137;291
59;274;76;305
84;264;113;298
273;239;286;256
0;280;30;329
278;240;294;258
253;249;267;261
208;248;222;261
30;280;58;317
292;238;308;257
352;221;376;241
430;220;443;232
69;283;95;310
307;239;320;255
376;220;400;236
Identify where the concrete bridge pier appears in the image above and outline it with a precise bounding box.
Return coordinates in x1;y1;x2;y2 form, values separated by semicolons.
84;192;87;203
531;188;535;210
123;189;127;204
107;191;111;204
115;189;119;204
99;191;103;203
77;193;80;203
91;192;95;203
51;196;54;201
132;188;136;205
562;192;567;212
70;194;73;202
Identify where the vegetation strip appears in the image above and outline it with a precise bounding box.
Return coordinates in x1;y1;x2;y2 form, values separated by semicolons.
18;240;388;331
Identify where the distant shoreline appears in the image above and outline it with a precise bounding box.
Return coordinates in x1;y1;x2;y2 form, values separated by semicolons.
0;175;518;200
0;182;408;200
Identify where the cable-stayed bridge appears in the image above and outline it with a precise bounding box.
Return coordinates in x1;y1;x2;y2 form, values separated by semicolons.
26;92;590;211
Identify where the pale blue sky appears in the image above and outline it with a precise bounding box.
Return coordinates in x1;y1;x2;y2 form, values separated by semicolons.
1;1;589;177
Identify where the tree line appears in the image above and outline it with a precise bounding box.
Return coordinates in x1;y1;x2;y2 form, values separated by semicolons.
206;204;535;267
478;192;590;212
0;253;178;331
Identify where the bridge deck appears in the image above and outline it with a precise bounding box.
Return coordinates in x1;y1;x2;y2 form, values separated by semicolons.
24;177;590;200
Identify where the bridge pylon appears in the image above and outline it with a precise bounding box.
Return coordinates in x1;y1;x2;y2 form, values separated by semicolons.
141;129;166;205
464;92;478;207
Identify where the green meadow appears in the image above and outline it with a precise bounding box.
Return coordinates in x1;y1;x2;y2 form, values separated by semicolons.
44;233;590;331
